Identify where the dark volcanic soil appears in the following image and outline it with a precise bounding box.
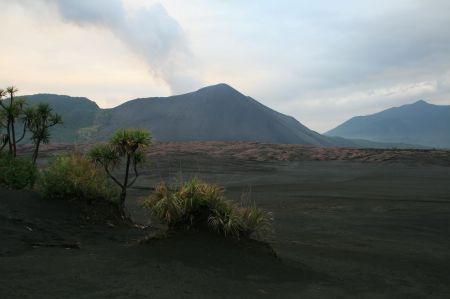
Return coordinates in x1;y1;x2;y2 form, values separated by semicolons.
2;143;450;298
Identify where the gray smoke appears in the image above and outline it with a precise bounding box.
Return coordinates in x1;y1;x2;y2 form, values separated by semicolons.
51;0;202;94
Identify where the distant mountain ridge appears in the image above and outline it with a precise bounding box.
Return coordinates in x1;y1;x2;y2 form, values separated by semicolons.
21;84;339;146
19;84;439;148
326;100;450;148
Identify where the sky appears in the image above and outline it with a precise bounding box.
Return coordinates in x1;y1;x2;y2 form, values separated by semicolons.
1;0;450;133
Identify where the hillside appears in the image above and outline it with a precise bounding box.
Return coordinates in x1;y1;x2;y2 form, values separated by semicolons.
19;94;100;143
16;86;438;148
326;100;450;148
93;84;334;146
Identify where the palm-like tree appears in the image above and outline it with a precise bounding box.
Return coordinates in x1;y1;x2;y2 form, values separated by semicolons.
6;86;19;156
0;89;7;152
0;86;25;157
24;103;63;166
89;129;152;218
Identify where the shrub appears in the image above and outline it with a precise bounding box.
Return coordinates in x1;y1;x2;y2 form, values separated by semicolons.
39;152;118;203
145;182;184;225
141;178;273;239
0;153;36;189
207;203;242;238
237;203;273;238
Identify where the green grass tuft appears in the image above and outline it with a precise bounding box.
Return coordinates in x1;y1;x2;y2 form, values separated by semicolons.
141;178;273;239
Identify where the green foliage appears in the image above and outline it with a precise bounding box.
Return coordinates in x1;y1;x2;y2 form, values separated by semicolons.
146;183;184;225
24;103;63;165
0;153;36;189
0;86;25;156
110;128;152;154
39;152;118;203
88;143;121;169
1;87;23;118
19;94;100;143
207;203;243;238
236;202;273;238
25;103;63;144
8;99;26;119
89;128;152;207
141;179;273;239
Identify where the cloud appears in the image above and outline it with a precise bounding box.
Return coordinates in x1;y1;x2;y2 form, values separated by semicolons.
51;0;124;26
1;0;449;132
201;0;450;131
50;0;202;94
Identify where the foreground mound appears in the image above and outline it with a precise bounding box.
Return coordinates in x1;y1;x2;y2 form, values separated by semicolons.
0;188;312;299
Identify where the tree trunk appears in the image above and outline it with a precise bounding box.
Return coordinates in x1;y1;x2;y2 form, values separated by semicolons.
121;154;131;204
28;139;41;189
6;123;12;155
9;94;16;157
118;201;129;221
11;118;16;157
118;154;132;222
0;137;7;152
32;139;41;166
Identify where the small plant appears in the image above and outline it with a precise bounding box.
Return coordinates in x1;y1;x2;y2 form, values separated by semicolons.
207;203;242;238
141;178;273;239
145;182;183;225
39;152;118;204
0;152;36;189
89;129;152;216
237;203;273;238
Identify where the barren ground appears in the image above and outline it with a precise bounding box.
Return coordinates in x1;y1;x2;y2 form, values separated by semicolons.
1;142;450;298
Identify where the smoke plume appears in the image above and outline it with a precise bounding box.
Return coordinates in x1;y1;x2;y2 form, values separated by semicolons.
51;0;202;94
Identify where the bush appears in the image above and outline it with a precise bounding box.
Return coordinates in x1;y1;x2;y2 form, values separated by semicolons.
141;178;273;239
0;153;36;189
236;202;273;238
39;152;119;203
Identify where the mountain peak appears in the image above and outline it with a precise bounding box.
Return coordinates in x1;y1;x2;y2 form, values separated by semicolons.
89;82;334;146
412;99;429;106
326;98;450;148
197;83;240;94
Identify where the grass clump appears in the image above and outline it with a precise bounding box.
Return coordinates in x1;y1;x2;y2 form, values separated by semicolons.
39;152;118;204
141;178;273;239
0;153;36;189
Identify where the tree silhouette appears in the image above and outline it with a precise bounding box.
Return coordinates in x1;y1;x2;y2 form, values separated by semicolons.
0;89;7;152
24;103;63;166
0;86;27;157
89;129;152;218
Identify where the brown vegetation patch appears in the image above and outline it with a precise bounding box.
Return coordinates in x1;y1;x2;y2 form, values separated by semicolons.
18;141;450;165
